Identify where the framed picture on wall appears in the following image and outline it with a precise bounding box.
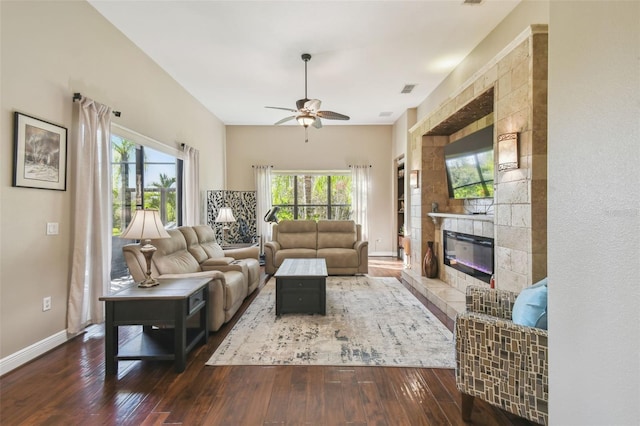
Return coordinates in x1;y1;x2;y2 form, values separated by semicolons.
13;112;68;191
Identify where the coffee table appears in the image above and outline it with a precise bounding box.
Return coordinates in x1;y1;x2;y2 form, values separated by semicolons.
274;258;328;316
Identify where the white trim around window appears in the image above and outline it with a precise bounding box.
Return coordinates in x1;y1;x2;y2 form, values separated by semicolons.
111;123;184;160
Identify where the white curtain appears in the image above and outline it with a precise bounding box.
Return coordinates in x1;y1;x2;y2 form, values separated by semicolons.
351;165;370;241
254;165;273;252
67;96;112;335
182;144;200;225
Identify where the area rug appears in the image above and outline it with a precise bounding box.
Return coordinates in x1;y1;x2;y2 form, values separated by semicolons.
206;276;455;368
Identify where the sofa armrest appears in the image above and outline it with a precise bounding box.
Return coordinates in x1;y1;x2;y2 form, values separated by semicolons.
264;241;281;252
354;240;368;273
455;311;548;424
465;285;517;320
223;246;259;260
264;241;281;275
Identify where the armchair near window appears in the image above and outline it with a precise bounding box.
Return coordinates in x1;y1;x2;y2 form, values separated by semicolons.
455;286;549;425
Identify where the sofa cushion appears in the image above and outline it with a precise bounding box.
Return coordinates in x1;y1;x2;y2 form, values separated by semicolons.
277;220;317;249
317;248;359;268
512;278;548;329
274;248;317;267
151;229;201;275
192;225;225;259
317;220;357;249
179;226;209;263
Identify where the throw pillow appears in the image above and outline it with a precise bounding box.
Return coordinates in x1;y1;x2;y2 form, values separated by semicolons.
512;277;548;329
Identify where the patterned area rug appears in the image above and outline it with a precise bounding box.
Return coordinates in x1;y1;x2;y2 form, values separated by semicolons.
206;276;455;368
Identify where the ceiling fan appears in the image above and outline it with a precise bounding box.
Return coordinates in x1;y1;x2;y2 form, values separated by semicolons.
265;53;350;130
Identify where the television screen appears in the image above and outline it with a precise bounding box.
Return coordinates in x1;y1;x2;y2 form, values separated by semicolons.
444;125;494;199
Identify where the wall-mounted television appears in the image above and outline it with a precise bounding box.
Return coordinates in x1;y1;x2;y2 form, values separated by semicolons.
444;125;494;199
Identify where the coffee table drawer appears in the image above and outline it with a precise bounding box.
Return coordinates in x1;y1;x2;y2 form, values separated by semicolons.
280;278;324;291
280;289;321;314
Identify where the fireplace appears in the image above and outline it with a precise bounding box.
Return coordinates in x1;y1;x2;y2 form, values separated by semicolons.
443;230;494;283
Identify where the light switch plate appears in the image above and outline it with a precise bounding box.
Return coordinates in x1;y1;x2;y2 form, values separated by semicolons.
46;222;59;235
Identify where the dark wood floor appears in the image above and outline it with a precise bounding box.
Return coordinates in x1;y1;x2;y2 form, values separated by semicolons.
0;257;536;425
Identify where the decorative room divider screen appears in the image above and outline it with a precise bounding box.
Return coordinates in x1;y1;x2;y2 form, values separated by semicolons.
206;190;257;245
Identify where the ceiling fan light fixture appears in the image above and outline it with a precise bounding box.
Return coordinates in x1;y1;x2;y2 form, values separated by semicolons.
296;114;316;127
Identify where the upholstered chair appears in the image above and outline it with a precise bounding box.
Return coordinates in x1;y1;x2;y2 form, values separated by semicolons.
455;285;549;425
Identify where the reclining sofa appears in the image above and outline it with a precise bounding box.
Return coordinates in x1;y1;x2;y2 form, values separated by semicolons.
264;220;368;275
123;225;260;331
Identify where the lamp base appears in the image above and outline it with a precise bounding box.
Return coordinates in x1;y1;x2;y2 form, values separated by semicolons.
137;276;160;288
139;241;159;288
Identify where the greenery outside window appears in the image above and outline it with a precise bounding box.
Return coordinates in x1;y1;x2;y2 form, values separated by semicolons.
110;133;182;289
271;173;352;221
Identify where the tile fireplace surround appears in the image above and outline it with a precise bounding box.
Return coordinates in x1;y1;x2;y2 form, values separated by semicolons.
402;25;548;314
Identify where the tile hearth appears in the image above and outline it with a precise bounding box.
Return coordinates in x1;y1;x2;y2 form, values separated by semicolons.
401;268;466;321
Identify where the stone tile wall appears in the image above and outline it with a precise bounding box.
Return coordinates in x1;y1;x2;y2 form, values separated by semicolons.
408;25;548;293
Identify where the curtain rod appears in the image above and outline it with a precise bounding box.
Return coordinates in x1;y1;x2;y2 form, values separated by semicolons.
73;92;121;117
348;165;372;168
252;165;274;168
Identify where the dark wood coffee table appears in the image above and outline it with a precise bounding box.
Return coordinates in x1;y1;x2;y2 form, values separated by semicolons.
99;277;210;375
274;258;328;316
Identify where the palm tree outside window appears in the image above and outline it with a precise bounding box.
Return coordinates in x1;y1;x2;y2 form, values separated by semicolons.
110;135;182;290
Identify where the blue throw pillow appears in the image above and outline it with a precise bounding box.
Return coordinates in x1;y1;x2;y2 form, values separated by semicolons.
512;278;548;329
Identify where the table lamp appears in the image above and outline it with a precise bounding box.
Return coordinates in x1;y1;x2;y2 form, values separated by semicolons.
215;207;236;246
120;209;171;287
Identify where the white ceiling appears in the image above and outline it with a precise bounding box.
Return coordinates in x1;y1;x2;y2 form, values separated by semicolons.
88;0;520;126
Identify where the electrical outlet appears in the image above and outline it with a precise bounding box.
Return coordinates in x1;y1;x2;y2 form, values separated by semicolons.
43;297;52;311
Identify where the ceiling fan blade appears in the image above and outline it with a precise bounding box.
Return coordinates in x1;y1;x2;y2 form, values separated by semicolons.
266;106;297;113
313;117;323;129
317;110;350;120
304;99;322;112
274;116;296;125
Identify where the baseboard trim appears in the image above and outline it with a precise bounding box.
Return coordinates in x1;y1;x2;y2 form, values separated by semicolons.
0;330;68;376
369;251;396;257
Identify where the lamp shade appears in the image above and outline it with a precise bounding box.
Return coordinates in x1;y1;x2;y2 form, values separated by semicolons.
120;209;171;240
215;207;236;223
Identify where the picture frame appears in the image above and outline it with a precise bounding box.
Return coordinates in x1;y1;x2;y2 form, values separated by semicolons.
13;112;68;191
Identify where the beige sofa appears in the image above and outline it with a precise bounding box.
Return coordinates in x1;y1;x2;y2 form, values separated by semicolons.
123;225;260;331
264;220;368;275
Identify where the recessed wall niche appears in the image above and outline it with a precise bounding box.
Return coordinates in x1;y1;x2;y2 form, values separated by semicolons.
408;25;548;293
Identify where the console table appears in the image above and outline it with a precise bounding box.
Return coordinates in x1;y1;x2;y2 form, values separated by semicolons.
99;277;210;375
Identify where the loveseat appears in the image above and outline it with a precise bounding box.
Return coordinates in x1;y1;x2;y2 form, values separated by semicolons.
264;220;368;275
123;225;260;331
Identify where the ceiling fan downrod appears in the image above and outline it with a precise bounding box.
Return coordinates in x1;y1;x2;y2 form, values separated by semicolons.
302;53;311;100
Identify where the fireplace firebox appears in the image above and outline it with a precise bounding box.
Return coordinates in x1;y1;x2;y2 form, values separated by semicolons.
442;230;494;283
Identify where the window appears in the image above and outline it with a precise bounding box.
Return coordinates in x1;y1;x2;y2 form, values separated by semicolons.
271;173;352;221
110;131;182;289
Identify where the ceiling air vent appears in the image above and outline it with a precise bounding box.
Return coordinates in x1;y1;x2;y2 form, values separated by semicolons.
379;111;393;117
463;0;483;4
400;84;416;94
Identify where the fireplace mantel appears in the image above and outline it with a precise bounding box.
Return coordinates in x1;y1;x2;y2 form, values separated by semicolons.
427;212;494;225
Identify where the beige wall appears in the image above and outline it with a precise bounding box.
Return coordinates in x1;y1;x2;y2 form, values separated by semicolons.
0;1;225;360
417;1;549;121
225;125;393;255
548;1;639;423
